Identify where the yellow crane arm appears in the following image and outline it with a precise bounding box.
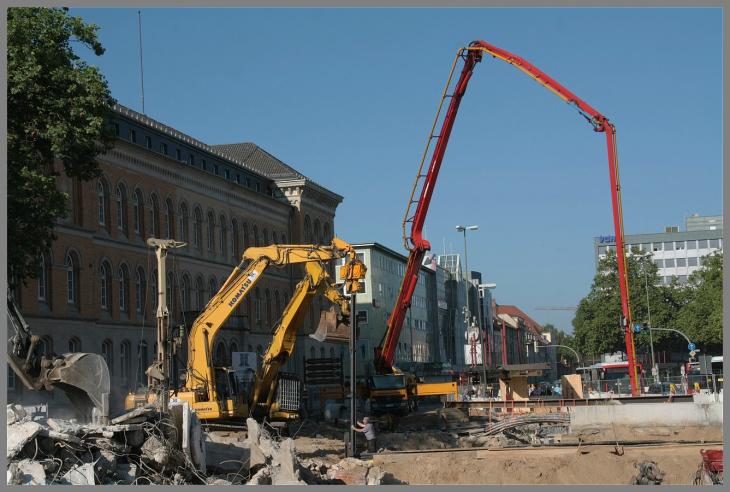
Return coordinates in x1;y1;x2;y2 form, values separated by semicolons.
249;259;351;417
184;238;356;401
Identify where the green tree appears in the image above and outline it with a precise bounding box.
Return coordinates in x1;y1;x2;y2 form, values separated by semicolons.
542;323;578;366
8;7;115;286
572;249;684;360
673;252;723;352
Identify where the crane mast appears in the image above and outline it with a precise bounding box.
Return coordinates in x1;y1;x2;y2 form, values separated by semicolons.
377;40;638;396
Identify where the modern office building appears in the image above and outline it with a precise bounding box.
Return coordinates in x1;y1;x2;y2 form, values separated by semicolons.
341;243;438;378
10;103;344;412
594;214;723;285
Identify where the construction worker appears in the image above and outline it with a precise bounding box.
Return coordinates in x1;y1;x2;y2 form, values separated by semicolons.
352;416;377;454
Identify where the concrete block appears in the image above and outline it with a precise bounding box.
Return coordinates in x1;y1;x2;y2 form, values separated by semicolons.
7;404;27;425
63;463;96;485
6;421;42;459
16;459;47;485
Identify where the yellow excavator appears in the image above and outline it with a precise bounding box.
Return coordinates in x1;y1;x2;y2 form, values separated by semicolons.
125;237;365;426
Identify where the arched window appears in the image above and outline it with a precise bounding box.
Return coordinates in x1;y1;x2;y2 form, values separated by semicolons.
231;219;239;259
281;233;286;244
136;341;148;387
120;340;131;386
37;336;53;357
314;218;321;244
256;345;263;363
206;212;215;252
265;289;272;327
284;292;290;307
242;222;249;250
166;272;174;312
116;184;128;234
65;251;79;305
194;276;204;310
97;178;110;228
178;202;189;242
320;347;325;359
135;267;146;314
262;228;269;246
247;344;253;353
100;261;112;310
303;215;312;243
272;231;278;245
252;225;259;247
219;215;227;257
323;222;331;242
101;340;113;375
230;342;238;362
215;342;227;365
118;264;129;313
208;277;217;302
274;290;281;318
254;288;261;325
330;347;335;358
133;189;144;236
151;269;158;311
148;194;160;238
164;199;174;239
68;337;81;353
193;207;203;247
181;274;191;311
37;252;51;304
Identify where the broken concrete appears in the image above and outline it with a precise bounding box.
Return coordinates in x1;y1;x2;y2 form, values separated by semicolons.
114;463;138;484
271;439;305;485
16;459;47;485
62;463;96;485
6;421;42;459
141;434;172;466
246;467;272;485
7;404;27;425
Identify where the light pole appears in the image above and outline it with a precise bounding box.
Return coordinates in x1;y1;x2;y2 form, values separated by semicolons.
643;267;656;375
456;225;481;390
479;283;497;373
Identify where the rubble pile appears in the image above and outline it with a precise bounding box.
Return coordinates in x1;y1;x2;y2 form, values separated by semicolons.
6;404;206;485
630;461;665;485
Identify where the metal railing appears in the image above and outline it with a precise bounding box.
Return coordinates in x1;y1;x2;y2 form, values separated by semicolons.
583;374;723;398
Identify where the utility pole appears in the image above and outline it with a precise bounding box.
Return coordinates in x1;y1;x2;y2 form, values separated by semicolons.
147;238;186;414
348;288;357;457
644;267;656;376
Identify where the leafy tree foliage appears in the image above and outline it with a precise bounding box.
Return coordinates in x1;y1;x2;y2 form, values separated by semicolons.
8;7;115;286
674;252;723;352
542;323;577;366
572;249;684;360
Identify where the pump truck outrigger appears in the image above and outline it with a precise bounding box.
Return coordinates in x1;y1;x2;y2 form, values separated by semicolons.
7;293;111;424
125;236;365;426
371;39;639;404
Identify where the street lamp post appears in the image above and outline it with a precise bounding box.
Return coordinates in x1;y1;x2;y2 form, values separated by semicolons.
456;225;482;392
644;268;656;375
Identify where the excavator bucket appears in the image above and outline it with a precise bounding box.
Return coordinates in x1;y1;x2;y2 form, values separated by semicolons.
45;353;111;424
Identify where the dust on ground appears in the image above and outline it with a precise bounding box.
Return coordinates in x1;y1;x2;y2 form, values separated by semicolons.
373;443;720;485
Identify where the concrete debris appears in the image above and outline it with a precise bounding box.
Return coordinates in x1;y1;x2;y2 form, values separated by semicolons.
16;459;47;485
246;467;272;485
62;463;96;485
630;461;665;485
271;439;306;485
6;420;42;459
5;405;205;485
324;457;385;485
7;404;27;425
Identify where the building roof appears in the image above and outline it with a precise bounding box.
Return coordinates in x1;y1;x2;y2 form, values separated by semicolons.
496;305;544;338
113;104;268;179
211;142;307;181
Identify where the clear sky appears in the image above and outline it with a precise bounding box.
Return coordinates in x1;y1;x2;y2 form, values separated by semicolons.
70;8;723;333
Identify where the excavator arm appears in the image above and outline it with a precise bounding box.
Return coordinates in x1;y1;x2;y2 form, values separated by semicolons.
7;293;111;423
184;237;359;405
378;39;638;395
249;258;356;419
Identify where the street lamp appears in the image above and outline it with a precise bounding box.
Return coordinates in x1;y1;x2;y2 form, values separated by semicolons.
455;225;482;389
478;283;497;386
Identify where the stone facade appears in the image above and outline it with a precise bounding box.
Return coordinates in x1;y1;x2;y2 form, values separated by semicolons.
10;104;344;413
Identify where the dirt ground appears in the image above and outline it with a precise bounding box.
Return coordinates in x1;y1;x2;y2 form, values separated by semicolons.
372;443;721;485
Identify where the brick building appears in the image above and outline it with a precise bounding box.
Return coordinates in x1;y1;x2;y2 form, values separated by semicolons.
10;104;344;413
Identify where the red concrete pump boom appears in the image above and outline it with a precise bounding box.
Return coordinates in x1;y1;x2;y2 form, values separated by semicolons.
375;40;639;396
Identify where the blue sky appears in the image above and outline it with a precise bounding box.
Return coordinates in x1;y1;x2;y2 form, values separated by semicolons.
71;8;723;333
